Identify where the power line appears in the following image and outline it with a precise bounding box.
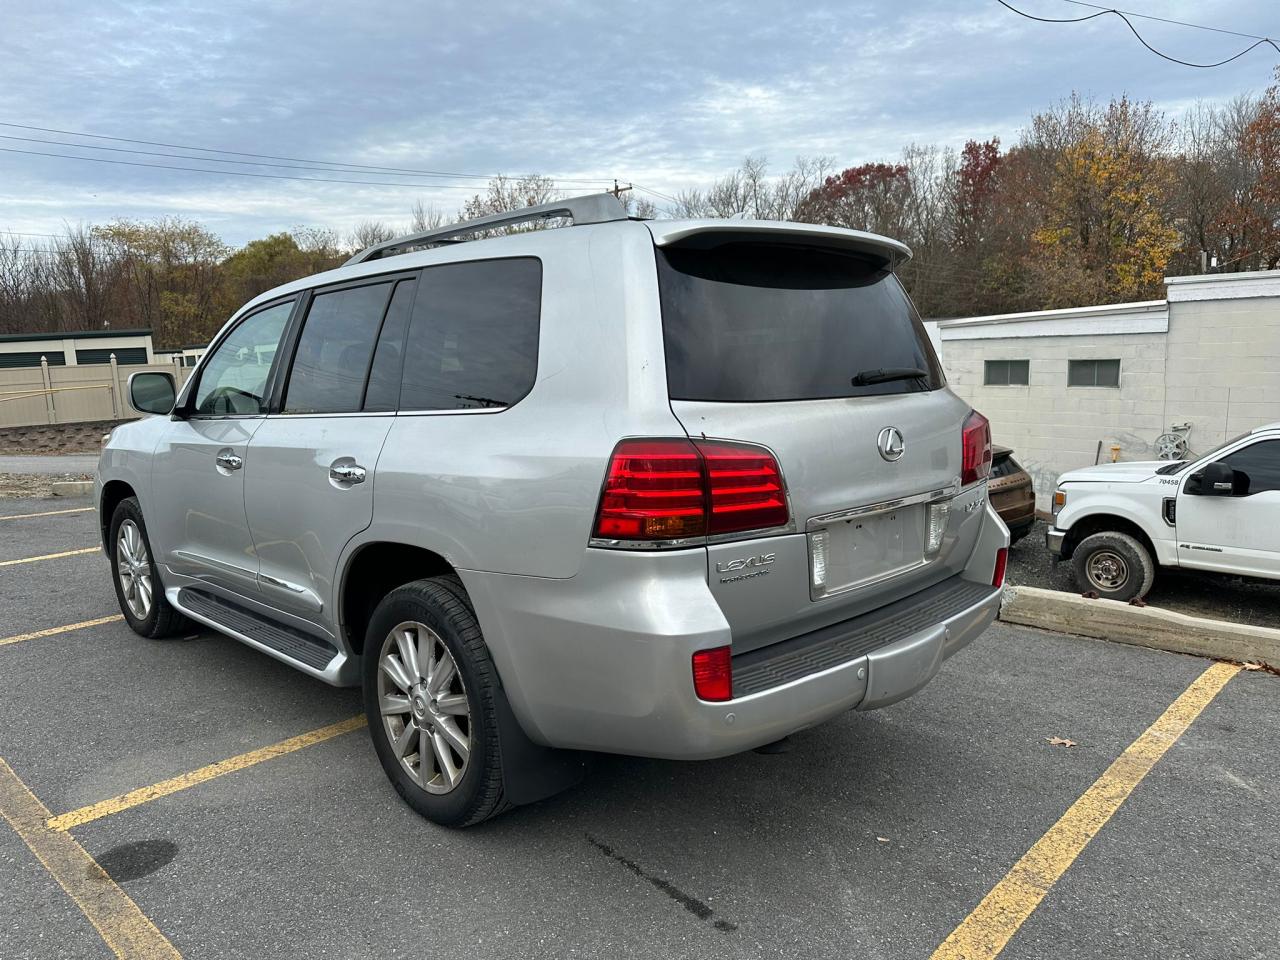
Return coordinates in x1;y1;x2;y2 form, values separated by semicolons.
0;133;571;185
633;183;682;205
0;120;615;186
1058;1;1275;43
0;145;587;192
996;0;1280;68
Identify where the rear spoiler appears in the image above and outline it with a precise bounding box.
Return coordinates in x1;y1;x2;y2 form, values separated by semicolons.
645;220;913;270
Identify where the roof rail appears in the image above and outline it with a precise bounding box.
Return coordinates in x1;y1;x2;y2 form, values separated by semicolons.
345;192;630;265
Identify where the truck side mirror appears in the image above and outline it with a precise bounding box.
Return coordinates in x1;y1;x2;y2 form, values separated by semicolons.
128;371;176;416
1190;461;1235;496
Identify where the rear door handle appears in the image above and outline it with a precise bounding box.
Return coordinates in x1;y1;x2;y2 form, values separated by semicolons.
215;451;243;471
329;462;367;484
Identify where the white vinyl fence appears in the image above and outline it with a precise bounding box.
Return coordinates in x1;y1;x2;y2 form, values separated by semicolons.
0;357;192;428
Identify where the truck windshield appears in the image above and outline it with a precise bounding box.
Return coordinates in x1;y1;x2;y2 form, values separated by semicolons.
657;241;944;403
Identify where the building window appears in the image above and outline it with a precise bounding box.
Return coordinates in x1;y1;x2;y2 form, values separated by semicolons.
983;359;1029;386
75;347;148;365
1068;359;1121;387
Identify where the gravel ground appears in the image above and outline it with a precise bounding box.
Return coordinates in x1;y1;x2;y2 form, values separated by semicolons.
1008;519;1280;629
0;472;93;498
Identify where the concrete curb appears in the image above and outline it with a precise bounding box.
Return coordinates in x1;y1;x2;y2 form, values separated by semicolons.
51;481;93;498
1000;584;1279;667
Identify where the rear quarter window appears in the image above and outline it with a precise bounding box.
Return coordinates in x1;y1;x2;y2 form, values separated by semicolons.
399;257;541;411
657;242;943;402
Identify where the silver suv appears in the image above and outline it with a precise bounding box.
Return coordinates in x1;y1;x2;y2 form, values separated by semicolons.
98;194;1009;827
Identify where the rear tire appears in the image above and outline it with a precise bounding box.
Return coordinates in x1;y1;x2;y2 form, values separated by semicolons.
108;497;189;639
362;578;507;827
1071;531;1155;601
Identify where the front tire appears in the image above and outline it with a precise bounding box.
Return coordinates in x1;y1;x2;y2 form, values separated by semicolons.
362;578;507;827
108;497;189;638
1071;531;1155;601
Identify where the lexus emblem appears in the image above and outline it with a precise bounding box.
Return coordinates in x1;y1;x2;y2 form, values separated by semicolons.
877;426;905;462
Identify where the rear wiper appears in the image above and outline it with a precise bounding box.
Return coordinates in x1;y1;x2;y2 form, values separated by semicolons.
851;367;929;387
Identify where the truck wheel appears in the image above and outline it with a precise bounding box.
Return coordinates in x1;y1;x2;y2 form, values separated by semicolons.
108;497;189;638
363;578;508;828
1071;531;1155;601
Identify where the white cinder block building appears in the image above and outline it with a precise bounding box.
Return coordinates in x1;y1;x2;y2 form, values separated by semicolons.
927;270;1280;511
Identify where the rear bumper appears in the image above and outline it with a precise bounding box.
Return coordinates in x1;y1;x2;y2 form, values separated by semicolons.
461;505;1007;761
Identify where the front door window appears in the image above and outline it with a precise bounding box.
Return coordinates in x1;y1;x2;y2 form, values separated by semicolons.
192;300;294;415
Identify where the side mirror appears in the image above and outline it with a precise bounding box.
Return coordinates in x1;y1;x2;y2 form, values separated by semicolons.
1190;461;1235;497
128;371;176;416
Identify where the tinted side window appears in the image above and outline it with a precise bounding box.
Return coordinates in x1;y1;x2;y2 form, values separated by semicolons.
363;279;416;412
1221;440;1280;496
193;299;293;415
399;258;541;411
284;282;393;414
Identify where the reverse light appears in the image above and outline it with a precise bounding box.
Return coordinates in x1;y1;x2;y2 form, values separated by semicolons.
692;646;733;701
926;501;951;555
809;529;829;591
592;438;788;545
961;410;992;486
992;547;1008;588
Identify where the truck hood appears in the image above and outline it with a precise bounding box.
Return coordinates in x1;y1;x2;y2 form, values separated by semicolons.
1059;461;1169;484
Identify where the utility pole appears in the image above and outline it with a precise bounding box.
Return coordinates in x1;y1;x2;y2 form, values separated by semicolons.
608;179;633;201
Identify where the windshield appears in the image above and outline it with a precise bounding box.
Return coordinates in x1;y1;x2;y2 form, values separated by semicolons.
656;241;944;402
1154;430;1252;474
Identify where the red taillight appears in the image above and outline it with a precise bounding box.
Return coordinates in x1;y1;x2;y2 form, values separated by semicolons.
962;410;992;486
692;646;732;701
992;547;1008;588
698;440;788;535
593;439;706;541
592;438;788;544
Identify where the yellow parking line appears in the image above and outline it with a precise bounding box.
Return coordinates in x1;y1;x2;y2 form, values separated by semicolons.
930;661;1239;960
0;546;99;567
48;715;367;832
0;615;124;648
0;506;94;521
0;757;181;959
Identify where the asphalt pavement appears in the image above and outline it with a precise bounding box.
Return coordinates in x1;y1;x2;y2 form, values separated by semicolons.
1;498;1275;959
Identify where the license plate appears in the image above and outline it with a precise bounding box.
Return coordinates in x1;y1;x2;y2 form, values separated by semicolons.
813;504;926;596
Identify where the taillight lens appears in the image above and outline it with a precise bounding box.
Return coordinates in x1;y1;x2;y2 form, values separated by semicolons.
593;439;706;541
961;410;992;486
992;547;1008;588
692;646;732;701
593;438;788;544
699;440;788;535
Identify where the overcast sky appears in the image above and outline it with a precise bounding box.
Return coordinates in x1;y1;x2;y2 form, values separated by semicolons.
1;0;1277;246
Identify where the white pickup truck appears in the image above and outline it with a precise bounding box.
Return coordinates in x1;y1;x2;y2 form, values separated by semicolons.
1046;422;1280;600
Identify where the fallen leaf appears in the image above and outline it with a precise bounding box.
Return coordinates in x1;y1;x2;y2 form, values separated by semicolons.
1081;590;1100;600
1242;662;1265;671
1128;596;1148;607
1046;737;1078;747
876;837;890;843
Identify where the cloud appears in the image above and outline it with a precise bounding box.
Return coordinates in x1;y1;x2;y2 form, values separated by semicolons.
0;0;1275;244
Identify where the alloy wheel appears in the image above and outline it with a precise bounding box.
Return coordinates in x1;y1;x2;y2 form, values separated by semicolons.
116;519;153;620
377;621;472;794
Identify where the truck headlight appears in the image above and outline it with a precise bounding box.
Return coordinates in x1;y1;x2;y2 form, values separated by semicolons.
1052;489;1067;516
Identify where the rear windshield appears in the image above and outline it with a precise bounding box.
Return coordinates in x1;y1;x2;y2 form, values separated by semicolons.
657;242;944;402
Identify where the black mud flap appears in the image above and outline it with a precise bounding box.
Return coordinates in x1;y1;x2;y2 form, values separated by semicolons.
494;685;586;807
